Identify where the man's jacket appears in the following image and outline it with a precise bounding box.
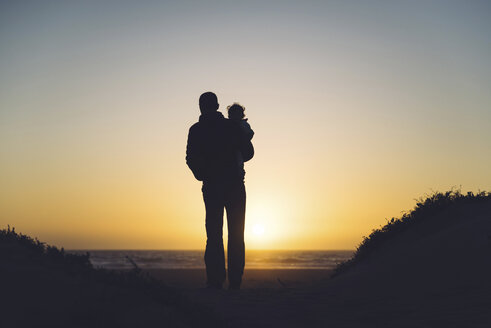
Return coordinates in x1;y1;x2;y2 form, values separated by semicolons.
186;111;254;182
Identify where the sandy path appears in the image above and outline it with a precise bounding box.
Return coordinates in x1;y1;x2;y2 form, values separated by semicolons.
148;268;491;327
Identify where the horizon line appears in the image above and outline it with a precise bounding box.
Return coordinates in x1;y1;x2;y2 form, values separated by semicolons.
67;248;355;252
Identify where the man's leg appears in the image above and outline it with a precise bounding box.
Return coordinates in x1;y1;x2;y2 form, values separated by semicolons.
225;181;246;289
202;182;226;288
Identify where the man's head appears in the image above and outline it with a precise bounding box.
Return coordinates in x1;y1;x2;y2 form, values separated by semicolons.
199;92;219;114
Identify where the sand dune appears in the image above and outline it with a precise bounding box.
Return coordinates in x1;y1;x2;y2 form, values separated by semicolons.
309;197;491;327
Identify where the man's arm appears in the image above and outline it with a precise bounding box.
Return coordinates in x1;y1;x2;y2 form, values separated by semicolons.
186;125;206;181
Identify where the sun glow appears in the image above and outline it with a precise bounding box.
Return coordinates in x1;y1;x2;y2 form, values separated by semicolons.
252;224;265;236
244;200;288;248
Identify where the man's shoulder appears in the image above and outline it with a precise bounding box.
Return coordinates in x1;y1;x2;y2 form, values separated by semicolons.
189;122;202;133
189;116;236;137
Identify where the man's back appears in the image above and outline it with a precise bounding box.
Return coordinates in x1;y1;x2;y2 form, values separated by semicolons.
186;111;253;182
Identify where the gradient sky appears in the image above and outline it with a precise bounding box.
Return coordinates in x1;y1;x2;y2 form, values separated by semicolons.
1;0;490;249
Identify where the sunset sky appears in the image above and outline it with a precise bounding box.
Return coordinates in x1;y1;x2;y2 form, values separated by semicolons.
1;0;490;250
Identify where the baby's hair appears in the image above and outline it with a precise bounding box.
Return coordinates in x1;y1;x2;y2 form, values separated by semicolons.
227;103;246;120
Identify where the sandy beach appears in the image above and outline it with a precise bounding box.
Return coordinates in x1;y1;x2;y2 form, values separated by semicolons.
146;268;333;289
147;265;491;328
148;268;338;327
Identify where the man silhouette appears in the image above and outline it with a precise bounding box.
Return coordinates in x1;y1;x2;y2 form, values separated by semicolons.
186;92;254;290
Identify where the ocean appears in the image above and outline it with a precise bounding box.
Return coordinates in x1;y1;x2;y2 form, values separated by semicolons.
70;250;353;270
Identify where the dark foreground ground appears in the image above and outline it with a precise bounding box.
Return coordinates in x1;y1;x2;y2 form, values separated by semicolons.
149;269;334;328
147;268;491;328
146;268;332;289
4;263;490;328
3;192;491;327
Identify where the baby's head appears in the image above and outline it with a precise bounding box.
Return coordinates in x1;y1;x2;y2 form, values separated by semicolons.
227;103;246;121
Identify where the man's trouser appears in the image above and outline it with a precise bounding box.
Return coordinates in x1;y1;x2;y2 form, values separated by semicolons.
202;179;246;287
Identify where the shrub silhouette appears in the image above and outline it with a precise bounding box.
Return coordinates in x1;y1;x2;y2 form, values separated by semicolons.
1;226;168;295
2;226;93;274
333;190;491;276
0;226;223;327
